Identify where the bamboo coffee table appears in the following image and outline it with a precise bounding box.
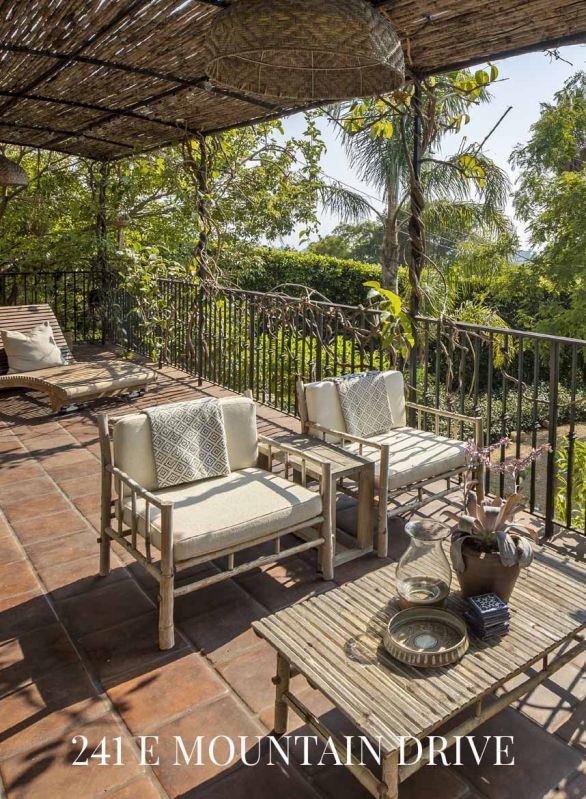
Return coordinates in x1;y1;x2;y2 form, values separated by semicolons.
253;543;585;799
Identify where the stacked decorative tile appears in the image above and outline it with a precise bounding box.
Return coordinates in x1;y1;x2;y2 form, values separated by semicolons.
464;593;510;638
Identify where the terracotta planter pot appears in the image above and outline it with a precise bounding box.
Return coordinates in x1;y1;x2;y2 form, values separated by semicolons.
454;539;521;602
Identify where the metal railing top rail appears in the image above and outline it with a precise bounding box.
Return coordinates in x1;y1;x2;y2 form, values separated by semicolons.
158;278;383;314
416;315;586;347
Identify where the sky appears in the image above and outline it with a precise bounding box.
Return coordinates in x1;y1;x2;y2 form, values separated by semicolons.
279;44;585;249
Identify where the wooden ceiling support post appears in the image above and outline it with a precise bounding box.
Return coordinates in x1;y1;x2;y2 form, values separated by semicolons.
194;132;210;283
408;78;425;408
181;132;212;384
96;161;110;345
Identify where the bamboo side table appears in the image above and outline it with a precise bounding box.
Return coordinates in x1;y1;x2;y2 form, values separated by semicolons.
259;433;375;567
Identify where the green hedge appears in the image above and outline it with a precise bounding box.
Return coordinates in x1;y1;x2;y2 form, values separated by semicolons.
224;246;384;306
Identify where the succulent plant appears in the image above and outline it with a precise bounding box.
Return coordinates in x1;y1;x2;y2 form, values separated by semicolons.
451;488;534;572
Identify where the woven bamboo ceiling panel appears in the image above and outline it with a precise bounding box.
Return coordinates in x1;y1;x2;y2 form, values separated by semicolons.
0;0;584;161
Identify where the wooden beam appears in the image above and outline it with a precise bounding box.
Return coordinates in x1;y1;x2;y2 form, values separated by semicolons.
0;120;134;151
0;0;148;117
205;83;280;111
419;30;586;76
44;85;196;151
0;42;209;93
0;89;197;136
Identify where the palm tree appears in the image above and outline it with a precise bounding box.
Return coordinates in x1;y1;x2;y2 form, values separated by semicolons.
324;73;512;294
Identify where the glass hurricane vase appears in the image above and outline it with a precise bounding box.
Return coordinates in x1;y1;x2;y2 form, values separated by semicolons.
396;520;452;609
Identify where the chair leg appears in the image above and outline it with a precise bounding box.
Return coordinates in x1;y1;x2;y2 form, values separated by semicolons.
321;521;334;581
377;445;390;558
99;455;112;577
475;463;486;502
99;530;111;577
377;496;388;558
320;465;334;581
158;574;175;650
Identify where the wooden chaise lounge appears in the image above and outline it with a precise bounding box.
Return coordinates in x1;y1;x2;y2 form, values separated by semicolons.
0;304;155;412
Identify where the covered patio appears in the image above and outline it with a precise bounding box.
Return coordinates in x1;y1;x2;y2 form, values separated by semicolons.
0;351;584;799
1;1;585;798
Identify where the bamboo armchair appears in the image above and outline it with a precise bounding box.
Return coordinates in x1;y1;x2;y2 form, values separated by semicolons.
98;396;333;650
296;371;483;558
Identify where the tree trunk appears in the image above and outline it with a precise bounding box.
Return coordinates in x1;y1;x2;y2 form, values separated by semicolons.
380;176;400;292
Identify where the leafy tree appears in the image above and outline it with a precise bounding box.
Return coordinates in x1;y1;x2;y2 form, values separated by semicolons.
306;221;384;263
0;147;96;273
0;116;330;282
511;71;586;338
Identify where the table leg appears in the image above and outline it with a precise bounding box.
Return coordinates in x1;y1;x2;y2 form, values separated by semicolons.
320;475;336;580
273;653;290;735
357;464;374;551
380;751;399;799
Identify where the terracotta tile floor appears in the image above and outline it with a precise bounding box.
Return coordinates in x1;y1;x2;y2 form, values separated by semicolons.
0;346;584;799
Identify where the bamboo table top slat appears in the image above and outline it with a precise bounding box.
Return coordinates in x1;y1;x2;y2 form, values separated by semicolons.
254;543;586;754
260;433;374;480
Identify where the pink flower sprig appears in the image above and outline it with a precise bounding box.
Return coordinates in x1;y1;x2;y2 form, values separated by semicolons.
465;438;552;491
465;437;511;466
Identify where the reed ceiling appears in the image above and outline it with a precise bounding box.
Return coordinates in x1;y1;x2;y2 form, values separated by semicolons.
0;0;584;160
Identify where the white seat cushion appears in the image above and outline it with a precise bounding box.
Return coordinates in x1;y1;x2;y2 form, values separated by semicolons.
121;467;322;562
348;427;468;491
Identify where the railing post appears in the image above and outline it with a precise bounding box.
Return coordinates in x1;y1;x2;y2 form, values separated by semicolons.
248;297;256;396
196;283;204;387
95;162;109;346
408;319;419;426
315;312;324;382
544;340;560;539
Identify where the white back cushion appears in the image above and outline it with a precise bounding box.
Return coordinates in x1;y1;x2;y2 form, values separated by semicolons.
112;396;258;489
113;413;157;490
305;380;347;439
304;370;406;436
382;370;406;427
220;397;258;469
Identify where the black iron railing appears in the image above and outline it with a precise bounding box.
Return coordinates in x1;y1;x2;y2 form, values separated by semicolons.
109;279;586;538
2;271;585;537
0;270;103;343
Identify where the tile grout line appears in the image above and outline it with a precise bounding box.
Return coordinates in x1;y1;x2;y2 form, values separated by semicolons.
2;393;314;796
1;418;172;799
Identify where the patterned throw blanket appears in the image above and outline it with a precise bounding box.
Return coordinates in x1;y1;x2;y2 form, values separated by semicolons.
144;398;230;488
330;371;394;438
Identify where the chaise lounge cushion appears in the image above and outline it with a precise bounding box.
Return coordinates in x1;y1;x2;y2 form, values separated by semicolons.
348;427;468;491
121;466;323;562
1;321;64;373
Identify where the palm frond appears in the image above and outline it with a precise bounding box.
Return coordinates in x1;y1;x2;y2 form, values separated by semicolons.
317;181;378;223
423;199;513;241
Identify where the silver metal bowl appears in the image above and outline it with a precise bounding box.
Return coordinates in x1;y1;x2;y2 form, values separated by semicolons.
383;607;469;668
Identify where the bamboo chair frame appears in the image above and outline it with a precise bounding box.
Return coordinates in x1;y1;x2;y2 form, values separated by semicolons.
296;377;483;558
98;413;333;650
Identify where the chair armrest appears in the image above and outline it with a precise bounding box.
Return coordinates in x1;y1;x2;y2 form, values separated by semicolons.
108;464;172;510
405;403;483;443
406;403;482;425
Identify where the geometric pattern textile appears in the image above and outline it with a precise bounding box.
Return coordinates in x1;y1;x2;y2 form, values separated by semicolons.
332;371;394;438
144;398;230;488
